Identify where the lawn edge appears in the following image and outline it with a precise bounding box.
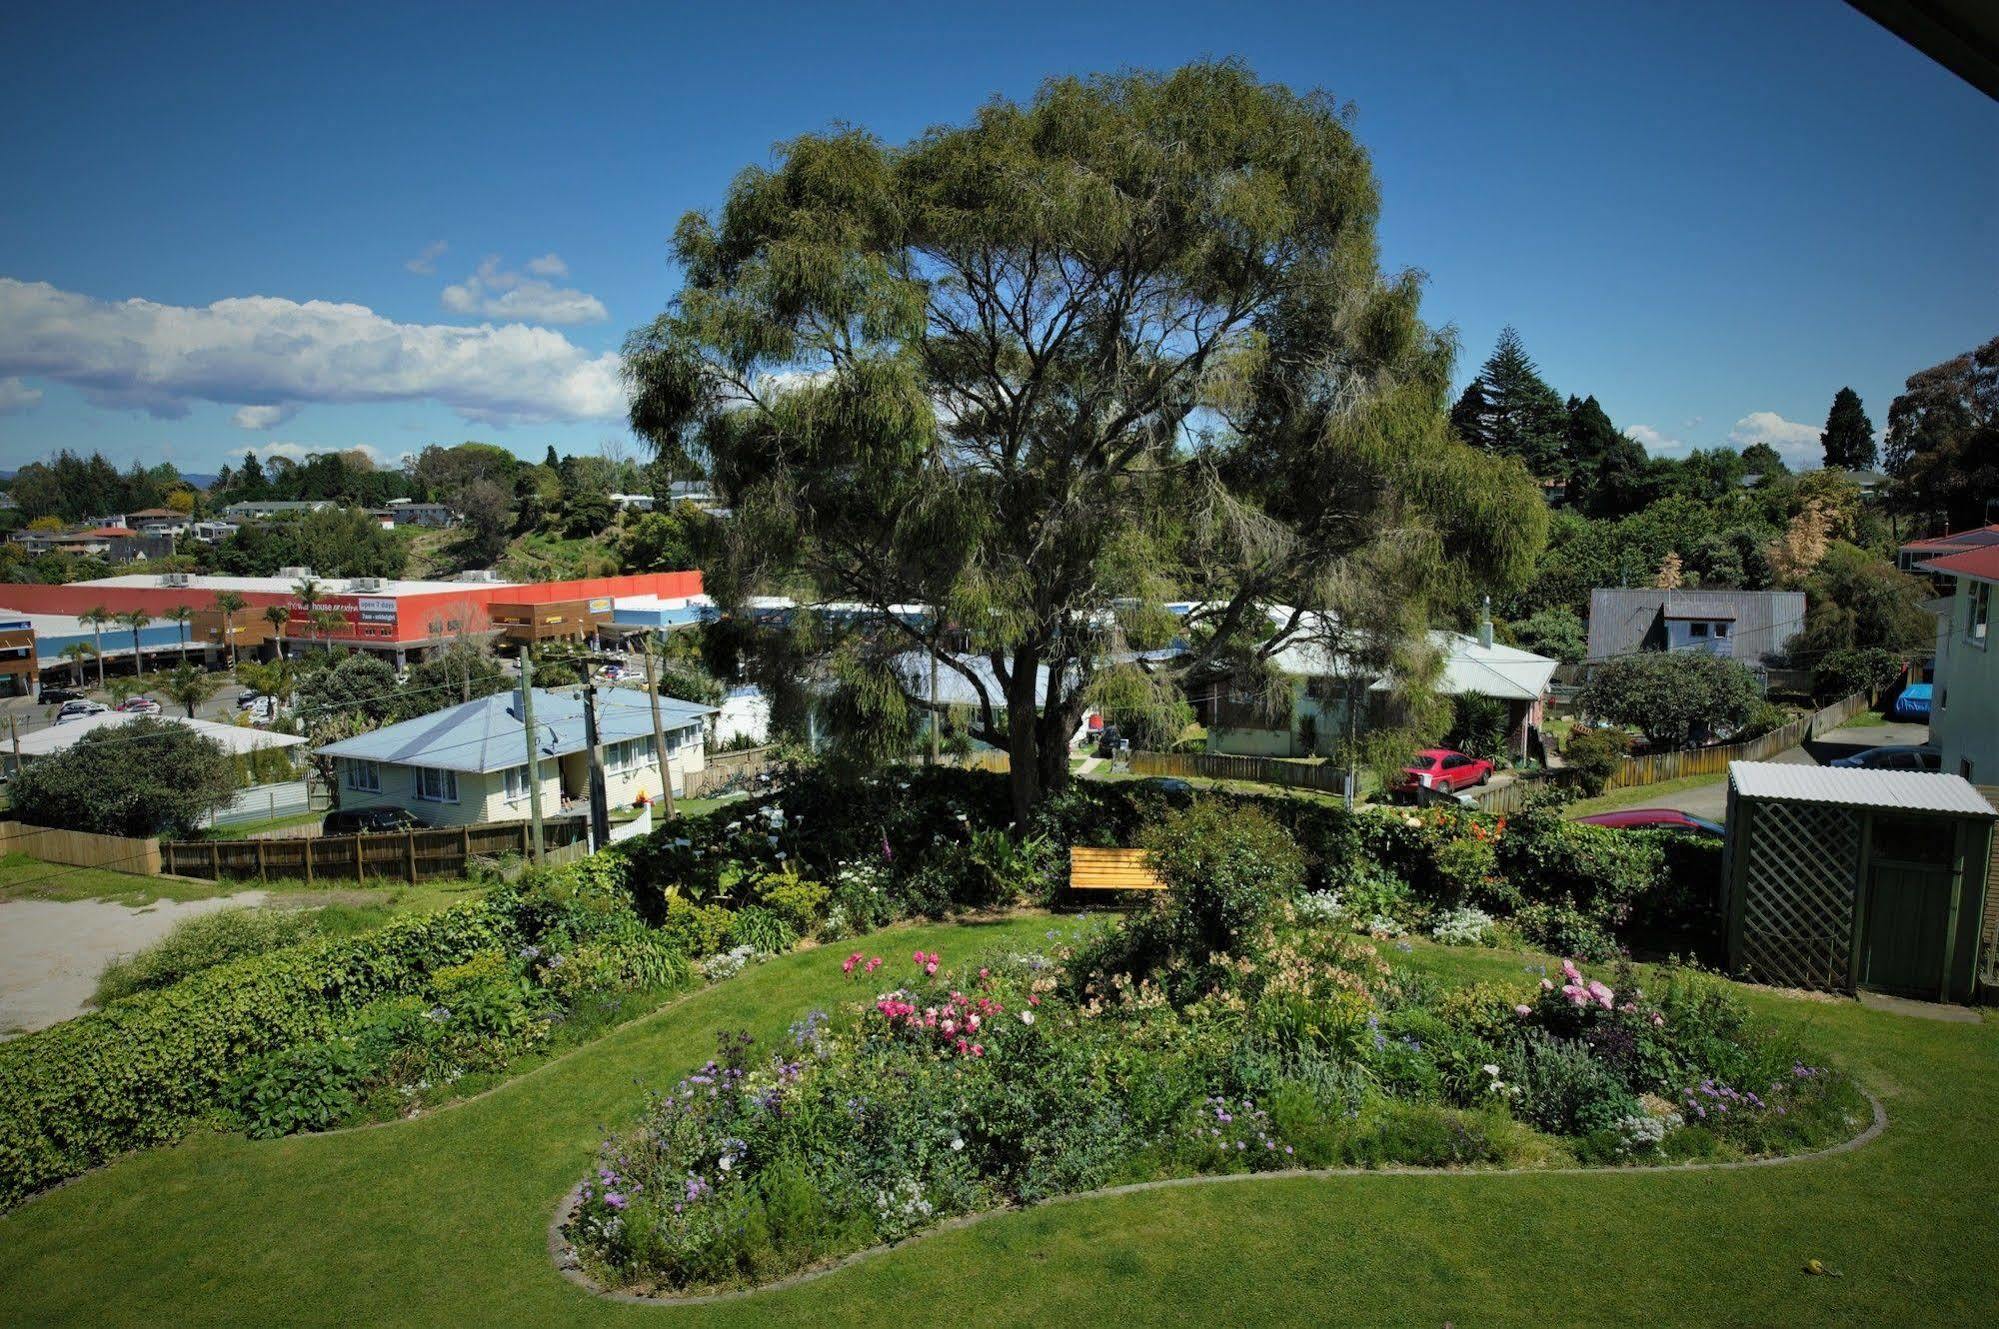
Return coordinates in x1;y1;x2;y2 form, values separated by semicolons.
546;1084;1888;1307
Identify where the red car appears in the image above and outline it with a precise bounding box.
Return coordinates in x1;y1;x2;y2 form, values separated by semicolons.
1395;748;1493;794
1574;808;1724;838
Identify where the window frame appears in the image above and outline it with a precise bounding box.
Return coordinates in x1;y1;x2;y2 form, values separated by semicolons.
1968;580;1990;647
414;766;459;804
346;759;381;793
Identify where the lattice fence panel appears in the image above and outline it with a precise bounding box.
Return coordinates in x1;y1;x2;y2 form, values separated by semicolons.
1739;802;1861;991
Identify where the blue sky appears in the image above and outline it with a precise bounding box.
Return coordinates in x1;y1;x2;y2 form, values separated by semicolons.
1;0;1992;477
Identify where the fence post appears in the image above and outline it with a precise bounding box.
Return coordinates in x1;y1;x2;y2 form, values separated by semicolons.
255;839;267;883
459;826;471;875
405;828;417;884
208;842;219;880
303;837;313;885
354;834;363;882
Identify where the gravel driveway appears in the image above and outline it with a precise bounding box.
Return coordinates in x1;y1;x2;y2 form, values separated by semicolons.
0;891;266;1036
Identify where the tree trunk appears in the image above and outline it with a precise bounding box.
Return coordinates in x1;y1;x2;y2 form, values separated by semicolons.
1003;645;1044;826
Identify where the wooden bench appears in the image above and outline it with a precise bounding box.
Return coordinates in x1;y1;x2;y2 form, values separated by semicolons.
1067;846;1166;893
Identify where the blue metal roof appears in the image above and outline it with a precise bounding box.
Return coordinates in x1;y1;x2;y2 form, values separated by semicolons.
314;687;714;774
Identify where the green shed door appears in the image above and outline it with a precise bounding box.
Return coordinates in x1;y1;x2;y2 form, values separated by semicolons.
1859;862;1953;997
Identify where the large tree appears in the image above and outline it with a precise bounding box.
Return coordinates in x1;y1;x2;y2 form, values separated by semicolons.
1450;328;1569;478
625;63;1544;818
1563;394;1649;516
1883;334;1999;532
1819;386;1876;471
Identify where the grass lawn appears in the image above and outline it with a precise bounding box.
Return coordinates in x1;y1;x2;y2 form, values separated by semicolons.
1839;709;1892;728
1563;773;1727;819
202;810;326;841
1;916;1991;1327
0;852;483;926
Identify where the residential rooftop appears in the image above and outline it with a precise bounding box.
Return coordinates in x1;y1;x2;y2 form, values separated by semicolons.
315;686;714;774
1730;761;1997;817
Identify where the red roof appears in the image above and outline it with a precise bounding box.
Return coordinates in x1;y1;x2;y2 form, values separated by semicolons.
78;526;139;538
1901;522;1999;553
1922;545;1999;583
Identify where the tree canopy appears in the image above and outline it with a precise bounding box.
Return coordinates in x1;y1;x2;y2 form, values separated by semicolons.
1819;386;1876;471
10;719;237;838
1450;327;1569;478
625;63;1546;816
1884;333;1998;532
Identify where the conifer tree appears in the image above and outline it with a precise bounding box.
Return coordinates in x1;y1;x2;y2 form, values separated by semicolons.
1454;328;1568;477
1819;386;1876;470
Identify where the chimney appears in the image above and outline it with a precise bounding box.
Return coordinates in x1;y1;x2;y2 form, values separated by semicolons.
1478;595;1494;650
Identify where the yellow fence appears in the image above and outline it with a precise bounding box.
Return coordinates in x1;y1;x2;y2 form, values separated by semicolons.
160;818;589;884
1129;750;1347;794
0;821;160;875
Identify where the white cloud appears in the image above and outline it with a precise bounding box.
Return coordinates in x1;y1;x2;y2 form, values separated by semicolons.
524;252;569;278
232;403;298;430
229;441;397;467
1727;411;1821;468
440;255;606;325
0;277;627;426
404;240;449;275
0;376;42;414
1624;423;1685;455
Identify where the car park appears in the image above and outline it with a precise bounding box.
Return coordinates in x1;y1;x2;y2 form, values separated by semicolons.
1828;744;1941;772
321;807;425;835
55;699;109;723
1575;808;1725;838
38;687;84;705
116;697;162;715
1394;748;1493;794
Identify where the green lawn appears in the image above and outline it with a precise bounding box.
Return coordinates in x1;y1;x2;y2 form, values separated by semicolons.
0;852;483;925
1;916;1991;1327
1563;773;1727;818
201;811;326;841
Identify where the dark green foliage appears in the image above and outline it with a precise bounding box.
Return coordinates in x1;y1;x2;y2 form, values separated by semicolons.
1503;1032;1640;1136
1509;606;1587;664
1884;334;1999;530
6;451;188;523
395;640;512;719
230;1039;375;1139
1737;442;1787;477
1141;801;1305;962
213;507;407;578
1451;328;1570;477
617;501;706;572
295;651;402;725
1563;727;1630;795
1444;691;1510;760
9;718;238;838
1577;652;1762;749
1786;542;1937;663
1811;646;1904;703
1820;387;1876;470
727;905;797;956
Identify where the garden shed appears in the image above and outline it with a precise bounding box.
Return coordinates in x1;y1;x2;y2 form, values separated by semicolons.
1722;761;1996;1003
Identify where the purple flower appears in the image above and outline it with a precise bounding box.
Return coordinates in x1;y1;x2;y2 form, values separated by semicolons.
604;1192;627;1210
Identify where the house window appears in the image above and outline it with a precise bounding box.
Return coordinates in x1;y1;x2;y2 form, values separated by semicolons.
346;760;381;792
1969;581;1991;644
1713;622;1729;638
415;767;459;803
1689;622;1709;639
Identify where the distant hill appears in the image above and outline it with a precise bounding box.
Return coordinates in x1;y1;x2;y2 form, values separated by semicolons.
0;468;221;489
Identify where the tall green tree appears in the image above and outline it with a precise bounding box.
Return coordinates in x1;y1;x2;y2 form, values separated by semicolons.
1884;334;1999;532
1450;328;1569;477
1563;394;1648;516
625;62;1545;818
1738;441;1788;476
1819;386;1877;471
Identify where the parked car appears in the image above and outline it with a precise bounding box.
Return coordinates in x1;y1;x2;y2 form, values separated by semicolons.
322;807;425;835
1829;744;1941;772
597;663;629;681
39;687;84;704
246;697;277;724
1145;777;1195;794
55;699;109;723
1394;748;1493;794
1575;808;1725;838
116;696;162;715
237;690;265;709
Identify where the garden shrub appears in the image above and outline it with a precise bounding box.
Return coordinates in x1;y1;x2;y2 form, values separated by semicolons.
229;1038;376;1139
1140;801;1304;963
750;866;829;934
93;906;321;1005
659;896;734;958
1562;727;1629;796
727;906;796;956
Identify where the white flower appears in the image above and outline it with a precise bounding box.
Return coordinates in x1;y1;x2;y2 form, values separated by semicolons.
1019;1010;1035;1026
718;1155;733;1172
1482;1063;1501;1077
950;1137;964;1151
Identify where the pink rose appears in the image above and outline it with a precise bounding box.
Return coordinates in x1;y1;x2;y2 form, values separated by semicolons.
1514;1004;1532;1016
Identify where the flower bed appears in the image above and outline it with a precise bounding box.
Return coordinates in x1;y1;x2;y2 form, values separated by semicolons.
562;806;1865;1298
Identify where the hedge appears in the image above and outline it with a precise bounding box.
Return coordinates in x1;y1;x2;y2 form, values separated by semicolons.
0;894;529;1208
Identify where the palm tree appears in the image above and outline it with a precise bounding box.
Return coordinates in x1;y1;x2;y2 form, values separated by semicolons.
310;607;347;650
80;606;111;688
119;609;154;676
263;604;290;658
213;591;248;669
60;642;95;687
163;604;195;665
292;576;323;653
161;661;217;718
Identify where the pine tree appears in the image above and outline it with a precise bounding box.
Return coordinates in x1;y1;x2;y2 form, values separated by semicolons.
544;444;561;470
1457;328;1569;477
1820;387;1876;470
1563;394;1648;516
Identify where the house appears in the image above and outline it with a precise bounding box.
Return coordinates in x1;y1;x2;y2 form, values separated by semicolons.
314;686;715;828
609;492;656;513
1585;588;1807;671
191;520;240;543
1899;522;1999;576
221;499;336;522
125;507;191;537
1205;611;1559;760
1921;543;1998;783
3;711;305;778
0;613;34;698
378;499;458;528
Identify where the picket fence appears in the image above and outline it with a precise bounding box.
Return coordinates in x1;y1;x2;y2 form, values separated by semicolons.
160;817;590;884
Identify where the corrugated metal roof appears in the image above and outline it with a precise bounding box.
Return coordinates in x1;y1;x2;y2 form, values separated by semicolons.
315;687;714;773
1729;761;1997;817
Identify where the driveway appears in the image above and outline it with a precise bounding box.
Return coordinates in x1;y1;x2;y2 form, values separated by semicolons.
0;890;267;1036
1625;721;1932;823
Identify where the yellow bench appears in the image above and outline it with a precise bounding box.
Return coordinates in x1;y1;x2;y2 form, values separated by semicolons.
1068;846;1166;893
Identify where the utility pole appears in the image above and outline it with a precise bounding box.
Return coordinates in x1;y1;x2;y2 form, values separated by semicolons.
580;683;611;851
518;652;546;864
641;633;678;823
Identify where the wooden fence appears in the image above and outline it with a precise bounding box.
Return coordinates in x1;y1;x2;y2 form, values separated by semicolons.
1129;750;1349;795
160;817;589;884
0;821;160;875
684;746;778;798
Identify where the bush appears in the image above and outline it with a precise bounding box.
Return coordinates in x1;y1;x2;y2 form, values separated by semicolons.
1577;652;1762;750
94;907;320;1005
1562;727;1629;796
1444;691;1511;761
230;1038;375;1139
1140;801;1304;962
1513;902;1620;963
727;906;796;956
1504;1031;1641;1137
1812;646;1902;704
750;867;829;934
9;718;239;839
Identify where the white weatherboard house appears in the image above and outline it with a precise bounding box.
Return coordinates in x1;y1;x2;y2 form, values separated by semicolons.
315;687;714;828
1205;610;1558;760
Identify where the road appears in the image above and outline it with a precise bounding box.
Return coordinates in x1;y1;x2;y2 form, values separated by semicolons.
1622;720;1931;822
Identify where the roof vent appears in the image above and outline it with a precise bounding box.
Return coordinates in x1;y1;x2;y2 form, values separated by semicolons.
277;565;314;581
159;571;192;588
348;576;386;593
456;569;501;583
